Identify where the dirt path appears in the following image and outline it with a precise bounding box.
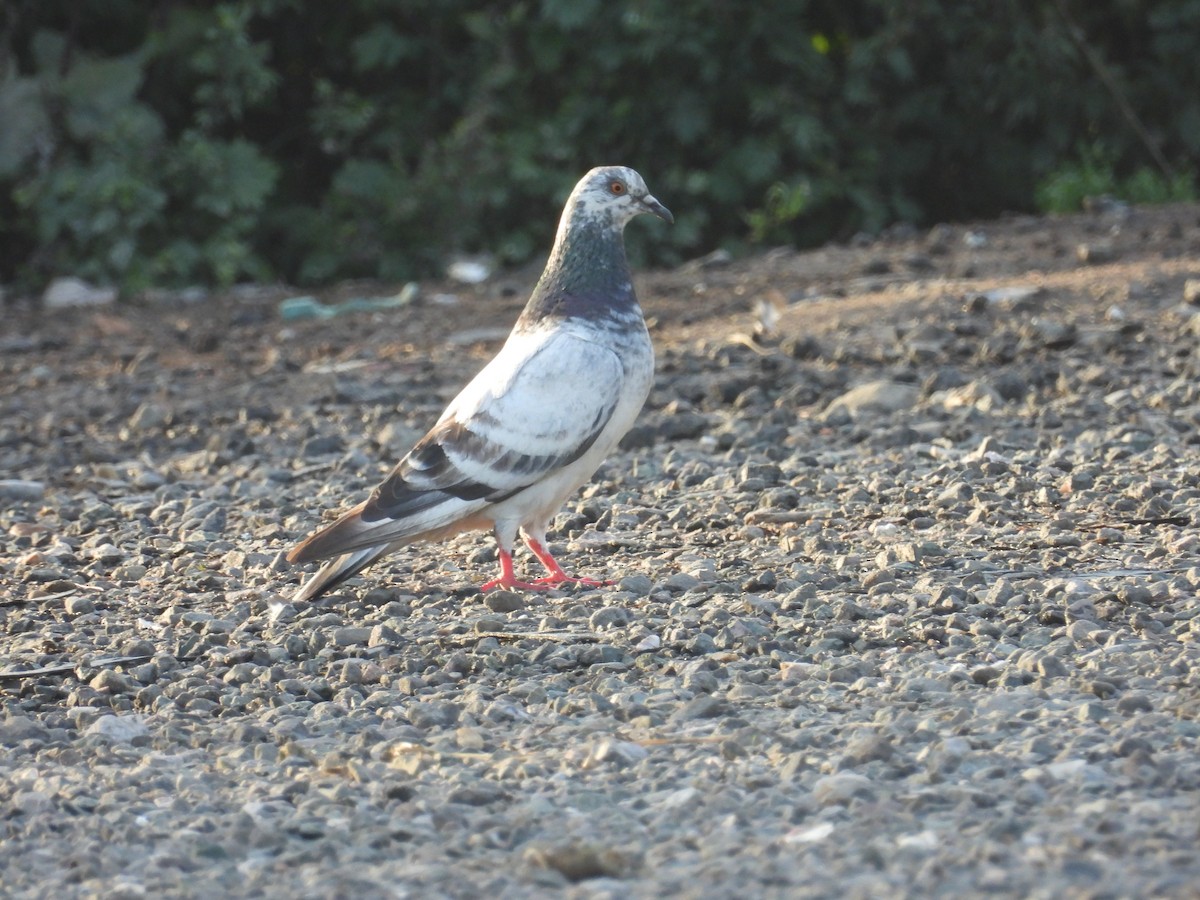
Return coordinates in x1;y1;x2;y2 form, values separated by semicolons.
2;202;1199;898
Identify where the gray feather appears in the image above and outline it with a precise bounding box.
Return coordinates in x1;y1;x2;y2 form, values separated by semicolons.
286;165;671;600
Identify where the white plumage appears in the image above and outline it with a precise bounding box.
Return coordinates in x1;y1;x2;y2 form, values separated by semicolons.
287;166;672;601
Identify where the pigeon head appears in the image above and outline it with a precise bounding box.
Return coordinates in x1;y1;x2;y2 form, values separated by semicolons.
520;166;671;326
567;166;674;229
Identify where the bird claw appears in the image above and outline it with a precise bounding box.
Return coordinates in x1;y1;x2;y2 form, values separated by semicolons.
482;544;611;591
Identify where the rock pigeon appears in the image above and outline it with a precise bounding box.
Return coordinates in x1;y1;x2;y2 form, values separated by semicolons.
287;166;672;602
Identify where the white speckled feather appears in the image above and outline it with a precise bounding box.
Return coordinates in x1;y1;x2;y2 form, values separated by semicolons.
287;166;671;600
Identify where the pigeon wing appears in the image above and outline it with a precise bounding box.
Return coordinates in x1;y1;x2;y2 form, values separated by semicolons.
364;328;624;520
287;329;625;565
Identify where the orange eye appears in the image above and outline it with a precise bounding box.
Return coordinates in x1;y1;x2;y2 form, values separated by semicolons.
609;181;625;195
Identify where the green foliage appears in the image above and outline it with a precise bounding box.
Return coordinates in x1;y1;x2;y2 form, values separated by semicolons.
1123;167;1198;206
1035;144;1123;213
746;182;812;244
1;0;1198;293
1035;144;1197;212
1;3;278;291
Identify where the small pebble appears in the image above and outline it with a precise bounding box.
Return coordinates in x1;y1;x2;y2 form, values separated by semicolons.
484;591;523;612
64;596;97;616
3;206;1198;900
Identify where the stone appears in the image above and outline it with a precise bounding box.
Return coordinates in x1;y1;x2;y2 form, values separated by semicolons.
812;773;876;805
823;381;919;418
484;591;523;612
43;276;117;308
0;480;45;501
64;596;97;615
524;841;632;881
332;627;372;646
85;715;149;743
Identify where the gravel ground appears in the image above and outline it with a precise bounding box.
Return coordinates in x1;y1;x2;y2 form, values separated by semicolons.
2;202;1200;898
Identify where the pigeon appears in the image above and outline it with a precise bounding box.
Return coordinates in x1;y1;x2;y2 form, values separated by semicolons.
287;166;672;602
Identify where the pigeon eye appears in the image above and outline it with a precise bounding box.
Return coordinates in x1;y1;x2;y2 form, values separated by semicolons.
609;181;625;195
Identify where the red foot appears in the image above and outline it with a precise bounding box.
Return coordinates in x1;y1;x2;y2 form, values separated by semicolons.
480;548;551;591
478;544;612;591
525;538;613;588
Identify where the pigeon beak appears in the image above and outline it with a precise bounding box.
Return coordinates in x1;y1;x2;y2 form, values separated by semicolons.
640;194;674;224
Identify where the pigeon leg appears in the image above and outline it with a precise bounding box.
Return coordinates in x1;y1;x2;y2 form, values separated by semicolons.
480;531;555;591
524;536;612;587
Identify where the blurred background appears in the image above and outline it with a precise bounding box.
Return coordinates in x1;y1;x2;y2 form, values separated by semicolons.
1;0;1196;295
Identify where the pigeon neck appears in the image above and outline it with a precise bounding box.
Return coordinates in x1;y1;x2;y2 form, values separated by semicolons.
519;214;637;325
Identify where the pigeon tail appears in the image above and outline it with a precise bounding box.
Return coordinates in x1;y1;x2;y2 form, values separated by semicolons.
287;491;486;566
292;544;393;603
287;492;496;600
285;166;669;597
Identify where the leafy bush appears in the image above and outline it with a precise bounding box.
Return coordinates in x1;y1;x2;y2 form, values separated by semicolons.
0;3;278;291
1;0;1198;293
1036;143;1197;213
